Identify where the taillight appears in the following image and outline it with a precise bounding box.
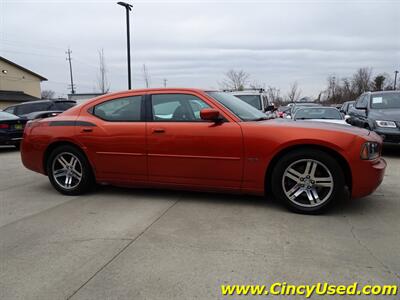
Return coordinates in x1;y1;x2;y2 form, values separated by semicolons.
0;124;10;129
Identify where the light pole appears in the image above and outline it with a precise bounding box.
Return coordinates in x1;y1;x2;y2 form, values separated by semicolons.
117;2;133;90
394;70;399;90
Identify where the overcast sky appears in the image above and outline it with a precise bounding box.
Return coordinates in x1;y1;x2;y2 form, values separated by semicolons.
1;0;399;98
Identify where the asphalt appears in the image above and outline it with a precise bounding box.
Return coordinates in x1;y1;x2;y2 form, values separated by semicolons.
0;145;399;300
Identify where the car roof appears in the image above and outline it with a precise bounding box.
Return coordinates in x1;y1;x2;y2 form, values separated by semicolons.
292;102;319;106
16;99;76;106
231;91;262;95
296;106;338;111
366;90;400;95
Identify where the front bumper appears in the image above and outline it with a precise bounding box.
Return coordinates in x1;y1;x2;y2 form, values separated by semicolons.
374;128;400;144
351;157;386;198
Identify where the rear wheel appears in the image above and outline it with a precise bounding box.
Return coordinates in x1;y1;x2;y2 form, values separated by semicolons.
271;149;345;214
47;145;94;195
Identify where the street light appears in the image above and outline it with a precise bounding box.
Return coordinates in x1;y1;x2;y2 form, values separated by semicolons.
394;70;399;90
117;1;133;90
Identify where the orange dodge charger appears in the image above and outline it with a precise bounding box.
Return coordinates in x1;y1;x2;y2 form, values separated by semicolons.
21;88;386;214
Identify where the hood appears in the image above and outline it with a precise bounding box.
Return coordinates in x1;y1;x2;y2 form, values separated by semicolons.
369;109;400;122
262;118;370;136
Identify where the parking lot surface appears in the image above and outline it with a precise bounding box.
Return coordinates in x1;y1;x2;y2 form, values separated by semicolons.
1;146;399;299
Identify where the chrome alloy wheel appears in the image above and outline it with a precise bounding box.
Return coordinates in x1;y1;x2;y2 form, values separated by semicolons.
51;152;83;190
282;159;334;207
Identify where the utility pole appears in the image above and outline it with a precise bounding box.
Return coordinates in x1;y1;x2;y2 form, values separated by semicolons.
163;78;167;88
66;48;75;94
117;2;133;90
394;70;399;90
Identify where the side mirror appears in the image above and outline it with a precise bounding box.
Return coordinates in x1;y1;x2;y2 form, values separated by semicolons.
355;103;367;110
264;105;275;112
200;108;222;122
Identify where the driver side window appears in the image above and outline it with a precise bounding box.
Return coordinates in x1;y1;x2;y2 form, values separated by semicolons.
151;94;210;122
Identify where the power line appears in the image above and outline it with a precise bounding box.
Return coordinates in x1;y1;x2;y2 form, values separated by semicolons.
66;48;76;94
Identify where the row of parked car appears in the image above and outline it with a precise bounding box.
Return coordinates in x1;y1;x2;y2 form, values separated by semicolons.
1;90;399;150
0;99;76;148
232;89;399;145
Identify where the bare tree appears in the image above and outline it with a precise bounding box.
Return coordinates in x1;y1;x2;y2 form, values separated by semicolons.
97;49;110;93
352;67;372;95
326;75;338;100
142;64;151;88
41;89;55;99
287;81;302;102
220;69;249;91
265;86;282;106
249;80;265;90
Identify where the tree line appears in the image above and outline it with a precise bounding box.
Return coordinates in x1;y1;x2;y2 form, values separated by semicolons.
219;67;398;106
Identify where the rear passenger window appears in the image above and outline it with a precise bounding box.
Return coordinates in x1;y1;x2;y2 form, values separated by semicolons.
93;96;142;121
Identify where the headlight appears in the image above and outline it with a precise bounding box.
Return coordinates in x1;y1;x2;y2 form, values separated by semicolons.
360;142;380;160
375;120;397;128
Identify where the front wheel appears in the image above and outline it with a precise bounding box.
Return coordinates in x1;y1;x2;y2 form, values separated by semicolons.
271;149;345;214
47;145;94;195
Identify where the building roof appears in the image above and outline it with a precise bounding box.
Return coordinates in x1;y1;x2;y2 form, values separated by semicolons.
0;90;40;103
0;56;47;81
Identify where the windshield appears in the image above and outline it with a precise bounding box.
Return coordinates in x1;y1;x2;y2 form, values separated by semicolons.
291;104;319;114
206;91;267;121
233;95;262;110
294;107;342;120
370;92;400;109
0;111;19;120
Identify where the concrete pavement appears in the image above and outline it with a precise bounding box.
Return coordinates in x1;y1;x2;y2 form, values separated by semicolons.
0;146;399;299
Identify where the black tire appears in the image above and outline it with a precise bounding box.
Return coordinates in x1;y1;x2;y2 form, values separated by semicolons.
46;145;94;195
271;149;345;214
14;143;20;150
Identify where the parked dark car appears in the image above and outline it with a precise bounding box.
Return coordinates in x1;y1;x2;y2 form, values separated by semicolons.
348;91;400;144
340;101;355;115
24;111;63;120
0;111;28;149
3;100;76;118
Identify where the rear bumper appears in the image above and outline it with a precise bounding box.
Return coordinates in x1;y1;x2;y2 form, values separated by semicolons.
351;158;386;198
20;135;46;175
0;131;23;145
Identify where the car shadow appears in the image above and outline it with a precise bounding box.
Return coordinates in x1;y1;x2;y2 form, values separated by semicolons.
86;184;378;216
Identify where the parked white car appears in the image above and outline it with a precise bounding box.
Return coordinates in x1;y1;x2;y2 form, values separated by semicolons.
230;89;270;112
293;107;350;125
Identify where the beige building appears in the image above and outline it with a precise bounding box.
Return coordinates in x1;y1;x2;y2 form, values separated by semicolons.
0;56;47;109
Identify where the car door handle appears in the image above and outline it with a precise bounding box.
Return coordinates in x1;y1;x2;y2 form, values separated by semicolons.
81;128;93;133
152;128;165;134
